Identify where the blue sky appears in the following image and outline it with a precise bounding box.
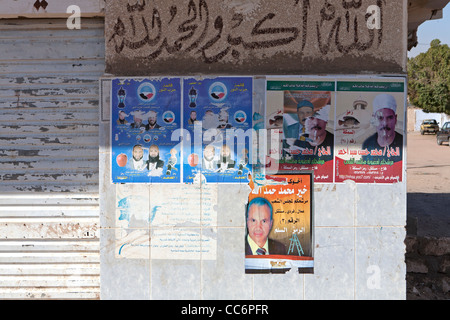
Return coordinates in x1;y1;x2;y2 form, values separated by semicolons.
408;3;450;58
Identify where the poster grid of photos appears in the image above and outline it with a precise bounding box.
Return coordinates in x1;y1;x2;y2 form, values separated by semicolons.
110;76;406;185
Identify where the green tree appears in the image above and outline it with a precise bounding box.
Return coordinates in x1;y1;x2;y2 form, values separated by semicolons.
408;39;450;115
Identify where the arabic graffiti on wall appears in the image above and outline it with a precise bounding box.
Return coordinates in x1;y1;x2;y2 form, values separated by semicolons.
106;0;392;68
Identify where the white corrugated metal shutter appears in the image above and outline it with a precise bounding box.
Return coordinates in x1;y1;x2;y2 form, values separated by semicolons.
0;18;104;299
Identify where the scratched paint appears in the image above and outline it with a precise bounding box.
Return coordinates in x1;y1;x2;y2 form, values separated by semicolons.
0;0;104;18
0;18;104;300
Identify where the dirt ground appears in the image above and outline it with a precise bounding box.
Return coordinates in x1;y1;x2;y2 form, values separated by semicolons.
406;131;450;301
407;131;450;237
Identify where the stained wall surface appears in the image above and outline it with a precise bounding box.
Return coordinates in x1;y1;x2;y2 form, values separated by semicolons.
99;79;407;300
100;0;407;300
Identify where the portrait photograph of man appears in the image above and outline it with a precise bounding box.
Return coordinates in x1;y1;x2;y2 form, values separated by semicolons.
361;93;403;163
245;197;287;256
245;173;314;274
334;79;406;183
146;144;165;176
130;144;146;171
145;110;161;130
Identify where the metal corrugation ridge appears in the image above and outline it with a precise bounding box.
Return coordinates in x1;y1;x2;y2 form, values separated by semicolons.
0;18;105;300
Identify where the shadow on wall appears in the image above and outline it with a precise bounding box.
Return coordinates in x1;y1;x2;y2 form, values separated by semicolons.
407;193;450;237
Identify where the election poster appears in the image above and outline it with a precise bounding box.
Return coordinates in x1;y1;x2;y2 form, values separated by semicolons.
265;78;335;183
182;76;253;184
111;78;182;183
334;79;406;183
245;172;314;274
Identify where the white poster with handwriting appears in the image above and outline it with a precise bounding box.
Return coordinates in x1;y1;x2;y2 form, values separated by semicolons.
115;184;217;260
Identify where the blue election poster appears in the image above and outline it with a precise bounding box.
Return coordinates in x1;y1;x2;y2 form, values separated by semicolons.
183;77;253;184
111;78;182;183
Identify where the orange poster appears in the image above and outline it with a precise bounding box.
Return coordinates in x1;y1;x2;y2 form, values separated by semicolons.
245;173;314;274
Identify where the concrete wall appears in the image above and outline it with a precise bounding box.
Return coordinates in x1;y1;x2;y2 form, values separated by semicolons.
407;107;450;132
100;78;407;300
407;106;418;132
100;0;408;300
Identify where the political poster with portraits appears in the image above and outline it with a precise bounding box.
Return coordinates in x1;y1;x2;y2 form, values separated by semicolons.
111;78;182;183
334;79;406;183
182;76;253;184
265;78;335;183
245;172;314;274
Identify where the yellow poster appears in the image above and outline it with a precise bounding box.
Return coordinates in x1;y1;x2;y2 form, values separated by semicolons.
245;173;314;274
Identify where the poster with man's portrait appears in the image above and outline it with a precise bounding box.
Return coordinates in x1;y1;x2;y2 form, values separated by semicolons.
334;79;406;183
111;77;182;183
182;76;253;184
265;78;335;183
245;172;314;274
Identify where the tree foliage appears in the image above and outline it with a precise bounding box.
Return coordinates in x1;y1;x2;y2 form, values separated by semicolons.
408;39;450;115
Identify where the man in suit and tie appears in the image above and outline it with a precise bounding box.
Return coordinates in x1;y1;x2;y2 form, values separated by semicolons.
217;144;235;172
245;197;287;256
